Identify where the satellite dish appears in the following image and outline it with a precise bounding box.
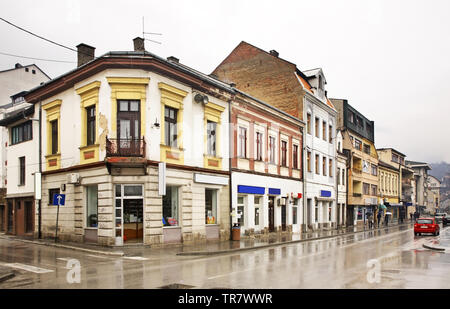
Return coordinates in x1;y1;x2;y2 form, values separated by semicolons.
194;93;209;105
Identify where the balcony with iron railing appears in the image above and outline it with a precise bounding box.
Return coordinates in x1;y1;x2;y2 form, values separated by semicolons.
106;137;146;157
105;137;147;176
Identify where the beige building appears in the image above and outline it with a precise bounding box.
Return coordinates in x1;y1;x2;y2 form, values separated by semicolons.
23;39;235;246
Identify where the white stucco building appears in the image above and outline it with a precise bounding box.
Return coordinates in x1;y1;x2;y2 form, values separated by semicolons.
303;69;338;230
336;130;347;227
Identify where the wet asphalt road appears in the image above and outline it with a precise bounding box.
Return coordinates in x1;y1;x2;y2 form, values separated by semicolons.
1;225;449;289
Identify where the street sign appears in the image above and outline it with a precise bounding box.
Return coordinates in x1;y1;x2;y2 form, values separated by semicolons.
52;194;65;206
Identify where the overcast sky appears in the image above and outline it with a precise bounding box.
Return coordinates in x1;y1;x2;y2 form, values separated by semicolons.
1;0;449;163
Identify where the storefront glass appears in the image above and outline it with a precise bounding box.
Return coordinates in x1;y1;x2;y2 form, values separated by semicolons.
205;189;217;224
163;186;179;226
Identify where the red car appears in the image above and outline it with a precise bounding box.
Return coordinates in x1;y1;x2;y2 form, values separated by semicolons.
414;218;440;236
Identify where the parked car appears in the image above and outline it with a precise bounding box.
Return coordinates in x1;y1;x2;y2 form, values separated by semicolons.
435;213;446;224
414;218;440;236
443;215;450;226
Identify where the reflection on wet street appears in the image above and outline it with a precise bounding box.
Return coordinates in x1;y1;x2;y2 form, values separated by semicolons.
1;226;450;288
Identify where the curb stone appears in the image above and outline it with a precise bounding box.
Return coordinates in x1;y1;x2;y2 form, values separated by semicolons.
423;244;446;252
0;236;125;257
177;223;414;256
0;271;15;283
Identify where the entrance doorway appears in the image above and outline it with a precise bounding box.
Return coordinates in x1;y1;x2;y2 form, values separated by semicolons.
123;199;143;242
115;184;144;244
268;196;275;232
281;204;286;231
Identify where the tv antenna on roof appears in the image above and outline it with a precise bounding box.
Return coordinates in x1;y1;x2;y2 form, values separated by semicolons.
142;17;162;45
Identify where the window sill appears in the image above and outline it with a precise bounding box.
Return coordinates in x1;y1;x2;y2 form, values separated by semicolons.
163;226;181;229
84;227;98;230
45;153;61;159
79;144;99;150
160;144;185;152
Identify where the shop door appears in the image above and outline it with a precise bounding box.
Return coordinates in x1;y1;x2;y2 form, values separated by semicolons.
346;206;354;226
117;100;140;156
123;199;143;242
281;205;286;231
0;205;4;232
24;201;33;233
7;201;13;233
268;197;275;232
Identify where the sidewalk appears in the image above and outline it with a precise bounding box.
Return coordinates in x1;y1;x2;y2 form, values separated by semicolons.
1;221;414;258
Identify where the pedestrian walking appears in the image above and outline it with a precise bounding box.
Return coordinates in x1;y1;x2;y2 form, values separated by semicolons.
410;213;413;222
377;210;382;228
385;213;389;226
368;212;374;229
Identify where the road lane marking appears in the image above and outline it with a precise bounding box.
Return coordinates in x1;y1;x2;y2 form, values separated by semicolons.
86;254;111;259
0;263;54;274
123;256;150;261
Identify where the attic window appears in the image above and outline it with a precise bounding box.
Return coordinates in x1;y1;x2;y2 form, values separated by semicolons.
318;75;324;90
25;68;29;72
32;69;36;74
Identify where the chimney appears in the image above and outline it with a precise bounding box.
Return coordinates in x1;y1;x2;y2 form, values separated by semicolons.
167;56;179;63
15;63;23;69
76;43;95;67
133;37;145;52
269;50;279;57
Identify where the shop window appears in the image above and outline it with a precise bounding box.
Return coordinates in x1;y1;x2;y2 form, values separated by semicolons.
293;199;299;225
48;188;60;205
163;186;179;226
329;203;332;221
357;207;363;220
205;189;217;224
237;196;245;227
254;196;262;226
315;201;318;223
86;185;98;228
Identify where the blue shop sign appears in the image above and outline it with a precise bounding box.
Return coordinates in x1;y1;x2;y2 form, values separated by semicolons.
320;190;331;197
268;188;281;195
238;185;265;195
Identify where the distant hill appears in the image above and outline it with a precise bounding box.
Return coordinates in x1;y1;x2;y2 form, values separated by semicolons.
429;162;450;181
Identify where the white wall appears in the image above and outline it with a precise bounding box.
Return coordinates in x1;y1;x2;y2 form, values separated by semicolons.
231;171;303;234
41;68;230;171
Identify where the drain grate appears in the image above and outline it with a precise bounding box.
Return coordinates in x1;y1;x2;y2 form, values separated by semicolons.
158;283;195;289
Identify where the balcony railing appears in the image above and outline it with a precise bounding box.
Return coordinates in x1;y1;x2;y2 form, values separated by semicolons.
106;137;146;157
352;167;362;174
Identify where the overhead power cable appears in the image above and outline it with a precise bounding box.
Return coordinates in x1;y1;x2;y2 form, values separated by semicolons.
0;17;77;53
0;51;75;63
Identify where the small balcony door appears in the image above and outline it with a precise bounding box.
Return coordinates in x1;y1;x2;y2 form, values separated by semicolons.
117;100;140;155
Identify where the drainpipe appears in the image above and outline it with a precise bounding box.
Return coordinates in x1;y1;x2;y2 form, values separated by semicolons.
228;91;234;240
38;101;42;239
302;127;307;234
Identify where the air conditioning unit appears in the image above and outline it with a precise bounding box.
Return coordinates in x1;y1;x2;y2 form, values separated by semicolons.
67;173;80;185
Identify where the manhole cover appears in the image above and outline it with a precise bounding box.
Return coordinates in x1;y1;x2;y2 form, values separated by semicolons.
158;283;195;289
